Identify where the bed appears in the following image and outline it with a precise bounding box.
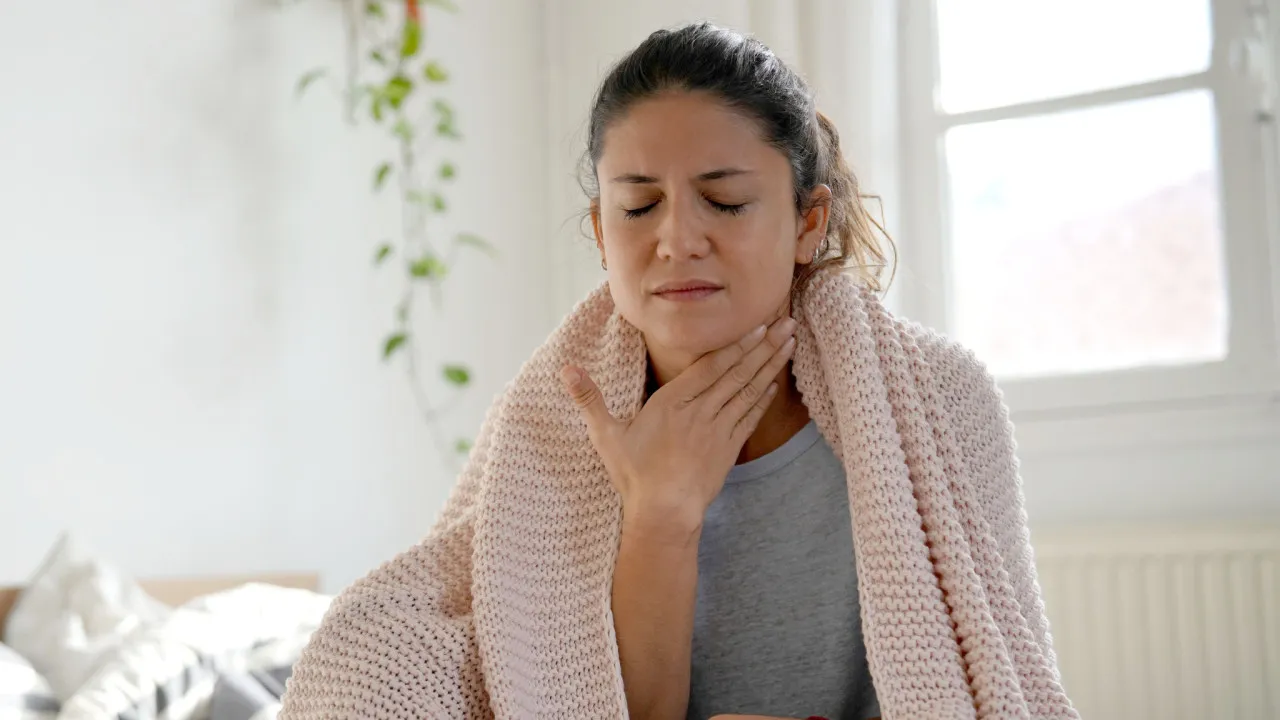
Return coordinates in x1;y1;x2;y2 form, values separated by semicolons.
0;573;320;639
0;556;330;720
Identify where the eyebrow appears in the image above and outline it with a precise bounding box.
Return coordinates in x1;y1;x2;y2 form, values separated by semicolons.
609;168;753;184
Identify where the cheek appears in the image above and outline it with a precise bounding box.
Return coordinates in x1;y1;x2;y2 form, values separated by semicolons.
740;248;795;311
600;224;647;315
601;223;647;280
731;209;798;280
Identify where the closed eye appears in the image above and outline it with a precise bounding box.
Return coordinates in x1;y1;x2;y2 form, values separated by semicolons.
621;196;749;220
709;199;747;216
623;202;657;220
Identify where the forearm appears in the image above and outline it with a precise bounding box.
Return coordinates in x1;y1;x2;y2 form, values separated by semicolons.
611;514;701;720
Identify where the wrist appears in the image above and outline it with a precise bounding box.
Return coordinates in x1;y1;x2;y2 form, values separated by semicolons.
621;501;704;548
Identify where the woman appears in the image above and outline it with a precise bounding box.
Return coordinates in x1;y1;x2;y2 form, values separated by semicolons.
280;23;1077;720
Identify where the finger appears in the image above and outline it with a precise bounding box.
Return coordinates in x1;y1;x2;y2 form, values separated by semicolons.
668;323;768;400
700;316;796;412
560;366;616;441
731;381;778;446
720;333;795;422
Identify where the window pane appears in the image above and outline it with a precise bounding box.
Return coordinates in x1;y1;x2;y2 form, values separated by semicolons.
936;0;1212;113
945;90;1228;379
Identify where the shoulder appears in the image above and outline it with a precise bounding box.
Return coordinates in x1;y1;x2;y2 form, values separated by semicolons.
898;319;1004;416
896;319;1028;534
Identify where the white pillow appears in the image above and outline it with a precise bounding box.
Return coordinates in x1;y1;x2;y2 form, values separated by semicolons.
0;643;59;720
59;584;331;720
2;533;170;701
57;637;211;720
172;583;331;653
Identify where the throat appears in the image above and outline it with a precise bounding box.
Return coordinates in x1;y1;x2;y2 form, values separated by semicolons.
736;368;810;464
642;359;810;465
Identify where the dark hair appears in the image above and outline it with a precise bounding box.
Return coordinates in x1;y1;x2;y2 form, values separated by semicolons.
580;22;894;294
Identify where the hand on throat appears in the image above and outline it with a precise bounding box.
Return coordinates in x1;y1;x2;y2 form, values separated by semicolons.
643;329;811;465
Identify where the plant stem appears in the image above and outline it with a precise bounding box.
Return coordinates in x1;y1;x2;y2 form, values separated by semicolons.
393;87;460;468
342;0;360;124
331;0;466;471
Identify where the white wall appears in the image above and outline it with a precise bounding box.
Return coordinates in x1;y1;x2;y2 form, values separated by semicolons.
0;0;552;592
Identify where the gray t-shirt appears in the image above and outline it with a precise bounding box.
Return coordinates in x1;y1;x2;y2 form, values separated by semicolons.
686;421;880;720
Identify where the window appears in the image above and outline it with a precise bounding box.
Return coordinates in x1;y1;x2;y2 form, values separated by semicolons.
899;0;1279;414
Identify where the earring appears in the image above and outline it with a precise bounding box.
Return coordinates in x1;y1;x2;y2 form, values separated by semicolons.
601;257;607;271
812;246;821;263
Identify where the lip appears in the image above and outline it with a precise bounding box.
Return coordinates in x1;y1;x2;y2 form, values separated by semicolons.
651;279;724;302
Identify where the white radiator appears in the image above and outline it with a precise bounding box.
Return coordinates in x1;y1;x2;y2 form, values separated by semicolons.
1033;524;1280;720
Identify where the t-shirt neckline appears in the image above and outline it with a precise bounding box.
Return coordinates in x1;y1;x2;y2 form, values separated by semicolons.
725;420;821;484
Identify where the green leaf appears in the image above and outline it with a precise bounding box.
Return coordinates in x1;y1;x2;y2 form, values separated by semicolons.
400;18;421;58
392;118;414;142
364;1;385;17
423;61;449;83
407;190;445;211
373;162;392;190
374;243;393;265
371;94;386;121
382;333;407;359
384;74;412;109
432;100;460;138
454;233;496;257
454;438;473;454
409;254;449;280
296;68;326;97
369;49;387;65
438;161;455;180
443;364;470;386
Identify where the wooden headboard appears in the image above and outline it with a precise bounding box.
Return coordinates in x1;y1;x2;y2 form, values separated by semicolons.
0;572;320;638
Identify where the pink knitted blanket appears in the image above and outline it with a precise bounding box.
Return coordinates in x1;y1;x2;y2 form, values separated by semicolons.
280;269;1078;720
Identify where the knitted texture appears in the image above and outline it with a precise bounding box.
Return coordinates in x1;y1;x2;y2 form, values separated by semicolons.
279;269;1078;720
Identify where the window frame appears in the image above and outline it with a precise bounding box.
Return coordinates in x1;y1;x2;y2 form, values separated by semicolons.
896;0;1280;419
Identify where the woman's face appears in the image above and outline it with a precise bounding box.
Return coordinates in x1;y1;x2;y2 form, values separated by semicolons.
592;92;828;360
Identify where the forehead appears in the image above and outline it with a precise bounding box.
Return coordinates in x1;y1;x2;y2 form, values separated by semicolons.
597;91;784;175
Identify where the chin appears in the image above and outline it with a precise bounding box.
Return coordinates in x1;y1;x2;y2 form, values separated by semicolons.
642;315;746;357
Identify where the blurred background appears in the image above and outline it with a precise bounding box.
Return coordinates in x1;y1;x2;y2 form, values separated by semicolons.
0;1;1277;718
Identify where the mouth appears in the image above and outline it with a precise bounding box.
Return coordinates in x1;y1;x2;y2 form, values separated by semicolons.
651;280;724;302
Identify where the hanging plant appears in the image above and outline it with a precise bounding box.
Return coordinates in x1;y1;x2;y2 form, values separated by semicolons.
290;0;493;464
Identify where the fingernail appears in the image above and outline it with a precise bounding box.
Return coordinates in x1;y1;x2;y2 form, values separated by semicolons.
747;324;766;341
782;337;796;355
767;382;778;395
782;317;797;333
560;367;581;386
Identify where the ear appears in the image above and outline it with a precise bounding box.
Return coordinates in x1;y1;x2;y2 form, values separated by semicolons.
590;199;606;264
794;184;832;264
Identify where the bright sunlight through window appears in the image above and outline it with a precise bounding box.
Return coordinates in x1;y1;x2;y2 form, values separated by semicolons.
934;0;1229;379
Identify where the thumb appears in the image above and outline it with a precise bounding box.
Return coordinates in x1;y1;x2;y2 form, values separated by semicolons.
560;365;615;435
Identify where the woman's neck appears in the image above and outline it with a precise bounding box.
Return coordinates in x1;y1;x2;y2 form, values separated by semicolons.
646;350;810;465
737;361;810;463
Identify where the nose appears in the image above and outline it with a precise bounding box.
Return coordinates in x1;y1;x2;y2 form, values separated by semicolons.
654;193;711;261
